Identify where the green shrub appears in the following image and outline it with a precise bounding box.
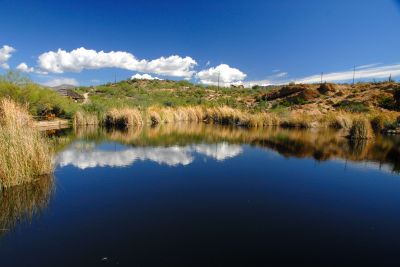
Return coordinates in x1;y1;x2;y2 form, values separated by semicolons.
334;100;370;113
378;96;396;110
394;88;400;110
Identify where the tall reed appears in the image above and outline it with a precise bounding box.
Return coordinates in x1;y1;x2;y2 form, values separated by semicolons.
0;98;53;188
105;108;143;128
348;118;374;139
73;111;99;126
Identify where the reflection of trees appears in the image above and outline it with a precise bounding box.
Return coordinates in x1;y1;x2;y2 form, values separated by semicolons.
71;124;400;173
0;175;53;236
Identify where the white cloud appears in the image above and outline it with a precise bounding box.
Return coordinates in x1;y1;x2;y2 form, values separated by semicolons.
0;45;16;69
355;63;381;70
274;72;288;78
37;47;197;78
131;73;161;80
295;64;400;84
42;78;79;87
243;79;272;88
16;62;34;73
244;72;288;87
197;64;247;86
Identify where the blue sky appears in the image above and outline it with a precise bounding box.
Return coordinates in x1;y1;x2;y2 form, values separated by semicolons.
1;0;400;86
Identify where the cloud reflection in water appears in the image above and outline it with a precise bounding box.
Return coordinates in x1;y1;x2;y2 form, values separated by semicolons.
56;142;243;169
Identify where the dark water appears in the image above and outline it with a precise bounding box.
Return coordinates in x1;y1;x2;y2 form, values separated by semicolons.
1;124;400;266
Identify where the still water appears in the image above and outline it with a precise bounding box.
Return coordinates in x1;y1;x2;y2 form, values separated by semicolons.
1;124;400;266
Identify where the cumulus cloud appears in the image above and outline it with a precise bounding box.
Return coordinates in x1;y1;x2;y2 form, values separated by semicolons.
37;47;197;78
295;64;400;84
197;64;247;86
42;78;79;87
131;73;161;80
0;45;16;69
16;62;34;73
243;79;272;88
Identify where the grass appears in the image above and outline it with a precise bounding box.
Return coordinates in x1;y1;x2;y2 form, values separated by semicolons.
348;118;374;139
0;73;398;134
73;111;100;126
0;98;53;189
105;108;143;128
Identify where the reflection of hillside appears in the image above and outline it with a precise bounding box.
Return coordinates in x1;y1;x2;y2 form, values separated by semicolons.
70;124;400;173
0;175;53;237
254;131;400;172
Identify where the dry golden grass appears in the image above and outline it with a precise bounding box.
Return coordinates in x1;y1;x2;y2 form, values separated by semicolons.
86;104;399;131
106;108;143;127
322;112;354;129
73;111;99;126
280;112;316;128
348;118;374;139
0;99;53;188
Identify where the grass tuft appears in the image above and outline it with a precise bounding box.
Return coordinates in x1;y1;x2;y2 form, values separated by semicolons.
0;98;53;188
348;118;374;139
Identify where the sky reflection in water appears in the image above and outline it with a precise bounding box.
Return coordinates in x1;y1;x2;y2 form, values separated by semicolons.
1;124;400;266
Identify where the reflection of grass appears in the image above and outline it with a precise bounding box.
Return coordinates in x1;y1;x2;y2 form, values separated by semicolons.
0;99;53;188
0;175;53;235
69;124;400;173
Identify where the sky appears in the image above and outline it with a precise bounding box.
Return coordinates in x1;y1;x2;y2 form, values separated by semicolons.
1;0;400;87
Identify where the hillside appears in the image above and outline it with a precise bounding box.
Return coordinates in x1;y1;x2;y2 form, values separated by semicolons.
75;79;400;116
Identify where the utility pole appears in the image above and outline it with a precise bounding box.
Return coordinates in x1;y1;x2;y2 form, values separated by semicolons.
352;65;356;85
320;72;323;84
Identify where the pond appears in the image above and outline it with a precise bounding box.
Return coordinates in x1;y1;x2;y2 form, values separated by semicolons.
1;123;400;266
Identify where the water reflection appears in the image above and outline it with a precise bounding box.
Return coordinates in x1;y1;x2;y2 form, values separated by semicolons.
55;124;400;173
56;142;243;169
0;175;53;236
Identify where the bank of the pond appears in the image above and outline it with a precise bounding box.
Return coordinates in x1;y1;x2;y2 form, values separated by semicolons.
72;105;400;136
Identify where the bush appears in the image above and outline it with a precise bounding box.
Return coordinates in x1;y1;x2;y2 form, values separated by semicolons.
394;88;400;110
348;118;374;139
334;100;370;113
378;96;396;110
0;79;78;118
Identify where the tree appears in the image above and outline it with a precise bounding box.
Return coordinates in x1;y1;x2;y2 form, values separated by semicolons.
0;70;30;85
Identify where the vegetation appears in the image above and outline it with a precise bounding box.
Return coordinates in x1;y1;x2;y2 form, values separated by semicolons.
0;72;78;118
0;99;53;189
0;72;399;135
348;118;374;139
105;108;143;127
394;88;400;110
334;100;370;113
